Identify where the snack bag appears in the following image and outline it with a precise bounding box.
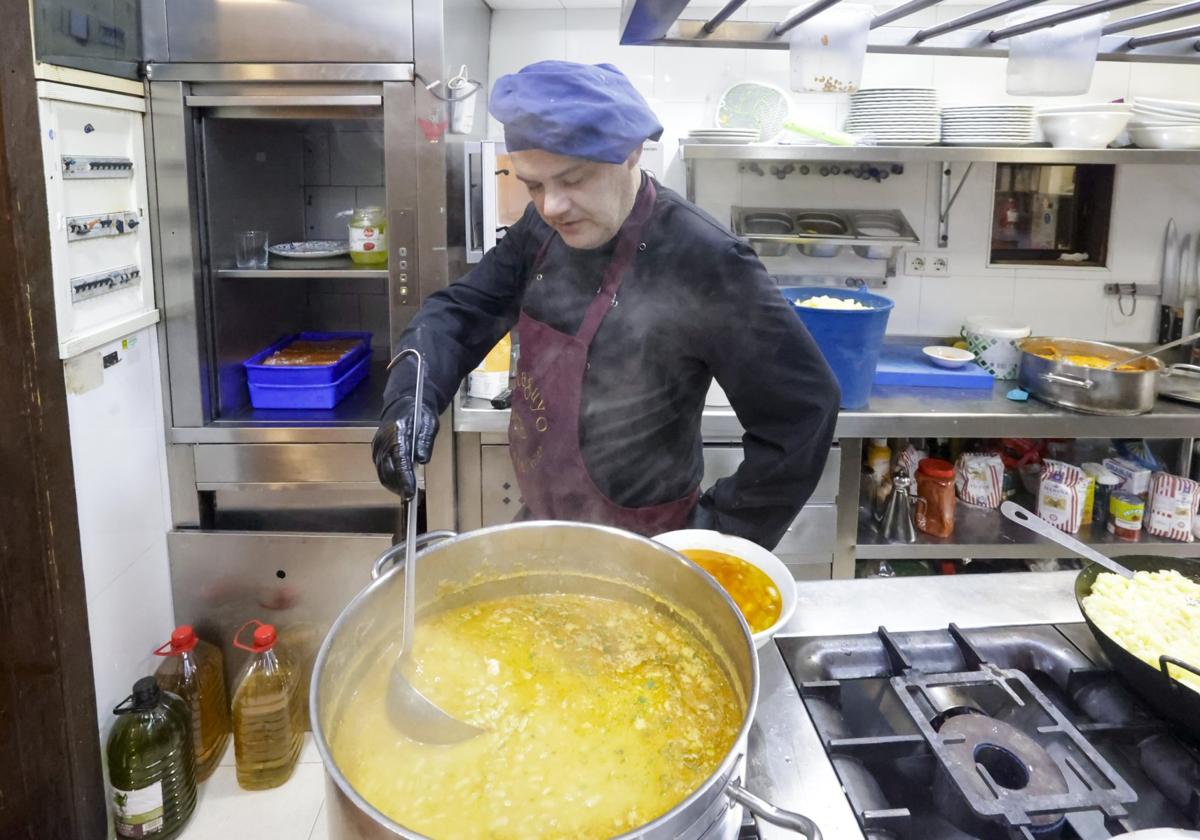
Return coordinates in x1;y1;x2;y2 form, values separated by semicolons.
1145;472;1200;542
955;453;1005;509
1037;460;1087;533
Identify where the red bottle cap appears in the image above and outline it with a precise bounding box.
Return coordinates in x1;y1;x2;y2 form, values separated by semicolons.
918;458;956;480
253;624;277;648
154;624;199;656
233;619;277;653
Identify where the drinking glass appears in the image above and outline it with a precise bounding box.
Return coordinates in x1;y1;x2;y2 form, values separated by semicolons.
236;230;269;269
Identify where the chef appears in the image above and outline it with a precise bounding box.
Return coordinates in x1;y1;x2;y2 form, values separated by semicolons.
373;60;839;549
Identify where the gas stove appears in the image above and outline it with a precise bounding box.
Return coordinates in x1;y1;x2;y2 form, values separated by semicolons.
766;623;1200;840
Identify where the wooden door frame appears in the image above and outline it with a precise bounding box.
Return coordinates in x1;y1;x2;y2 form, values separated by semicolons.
0;0;107;836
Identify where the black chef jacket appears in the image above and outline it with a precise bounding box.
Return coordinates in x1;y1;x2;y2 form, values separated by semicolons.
383;174;840;550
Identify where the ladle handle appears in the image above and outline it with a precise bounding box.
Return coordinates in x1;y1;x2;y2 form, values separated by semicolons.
999;501;1133;579
382;348;427;659
726;781;822;839
1108;329;1200;368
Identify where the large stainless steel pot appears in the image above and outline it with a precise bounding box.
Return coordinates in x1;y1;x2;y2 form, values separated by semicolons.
1016;337;1164;416
310;522;822;840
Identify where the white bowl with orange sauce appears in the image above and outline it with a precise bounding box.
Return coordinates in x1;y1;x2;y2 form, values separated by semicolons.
653;529;798;648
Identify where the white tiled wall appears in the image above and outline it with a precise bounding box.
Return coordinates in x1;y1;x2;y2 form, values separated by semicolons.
487;4;1200;341
300;126;390;352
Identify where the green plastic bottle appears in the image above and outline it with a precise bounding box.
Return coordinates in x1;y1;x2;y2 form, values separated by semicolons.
154;625;232;782
107;677;197;839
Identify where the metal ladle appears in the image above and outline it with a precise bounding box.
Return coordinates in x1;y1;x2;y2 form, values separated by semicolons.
1103;329;1200;370
1000;501;1133;579
384;348;485;744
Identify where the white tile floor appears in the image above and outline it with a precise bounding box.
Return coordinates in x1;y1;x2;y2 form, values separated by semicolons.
177;734;329;840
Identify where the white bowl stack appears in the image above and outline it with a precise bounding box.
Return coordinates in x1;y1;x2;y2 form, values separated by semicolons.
1129;97;1200;150
941;105;1037;146
1036;104;1131;149
843;87;941;145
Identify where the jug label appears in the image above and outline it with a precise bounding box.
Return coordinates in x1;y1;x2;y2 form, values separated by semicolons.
112;782;164;836
350;226;386;254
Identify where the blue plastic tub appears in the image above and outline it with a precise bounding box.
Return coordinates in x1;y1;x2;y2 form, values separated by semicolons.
243;331;372;387
781;287;894;409
247;352;372;410
243;332;373;409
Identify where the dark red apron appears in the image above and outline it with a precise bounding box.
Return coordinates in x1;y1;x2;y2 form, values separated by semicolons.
508;180;699;536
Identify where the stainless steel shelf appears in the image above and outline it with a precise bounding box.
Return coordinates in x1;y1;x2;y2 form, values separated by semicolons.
217;256;388;279
208;359;387;428
456;381;1200;439
856;502;1200;560
681;144;1200;165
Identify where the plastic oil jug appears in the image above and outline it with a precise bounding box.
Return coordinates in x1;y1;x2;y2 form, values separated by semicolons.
230;620;304;790
106;677;197;839
154;625;231;781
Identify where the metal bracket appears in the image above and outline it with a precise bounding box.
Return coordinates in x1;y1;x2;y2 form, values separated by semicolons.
1103;282;1161;297
1105;282;1161;317
938;161;975;248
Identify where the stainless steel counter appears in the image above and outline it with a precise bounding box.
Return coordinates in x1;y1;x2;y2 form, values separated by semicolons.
745;571;1083;840
454;383;1200;440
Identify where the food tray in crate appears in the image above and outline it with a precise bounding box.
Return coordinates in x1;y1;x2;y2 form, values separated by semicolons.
243;332;373;410
243;332;372;386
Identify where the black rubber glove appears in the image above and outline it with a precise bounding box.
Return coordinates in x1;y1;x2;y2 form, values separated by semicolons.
372;396;439;498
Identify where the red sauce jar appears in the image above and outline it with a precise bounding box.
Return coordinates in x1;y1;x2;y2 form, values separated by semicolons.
915;458;956;538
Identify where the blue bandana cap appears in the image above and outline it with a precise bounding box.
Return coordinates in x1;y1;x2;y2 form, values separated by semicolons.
489;61;663;165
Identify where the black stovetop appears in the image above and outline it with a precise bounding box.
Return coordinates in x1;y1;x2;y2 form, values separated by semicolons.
773;623;1200;840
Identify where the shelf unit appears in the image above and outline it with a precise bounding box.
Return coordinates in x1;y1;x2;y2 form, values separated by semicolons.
857;502;1200;560
680;144;1200;165
618;0;1200;63
681;143;1200;246
216;255;388;279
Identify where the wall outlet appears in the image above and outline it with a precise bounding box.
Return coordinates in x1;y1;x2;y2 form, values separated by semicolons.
905;252;949;276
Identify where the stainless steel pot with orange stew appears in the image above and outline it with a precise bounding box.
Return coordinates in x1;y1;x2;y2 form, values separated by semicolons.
310;521;821;840
1017;337;1164;416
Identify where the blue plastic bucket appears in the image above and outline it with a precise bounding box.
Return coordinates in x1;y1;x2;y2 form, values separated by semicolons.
781;287;894;409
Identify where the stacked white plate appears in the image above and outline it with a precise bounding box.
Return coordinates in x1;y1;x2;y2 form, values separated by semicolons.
941;105;1037;146
685;128;760;145
1129;97;1200;150
843;88;941;145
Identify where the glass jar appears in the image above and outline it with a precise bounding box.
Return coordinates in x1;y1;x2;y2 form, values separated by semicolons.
915;458;956;538
348;206;388;266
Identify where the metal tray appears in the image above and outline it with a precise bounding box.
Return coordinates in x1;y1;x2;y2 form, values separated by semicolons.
1158;363;1200;405
732;206;919;252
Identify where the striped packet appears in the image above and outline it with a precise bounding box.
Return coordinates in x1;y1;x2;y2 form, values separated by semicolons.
1146;472;1200;543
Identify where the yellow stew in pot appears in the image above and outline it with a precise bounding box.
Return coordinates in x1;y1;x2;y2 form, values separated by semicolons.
330;592;744;839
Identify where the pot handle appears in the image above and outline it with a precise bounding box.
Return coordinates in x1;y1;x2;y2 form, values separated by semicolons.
370;530;458;580
1159;654;1200;692
1164;364;1200;378
726;780;822;839
1040;371;1095;390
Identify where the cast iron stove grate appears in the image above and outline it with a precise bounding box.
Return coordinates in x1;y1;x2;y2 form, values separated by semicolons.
777;623;1200;840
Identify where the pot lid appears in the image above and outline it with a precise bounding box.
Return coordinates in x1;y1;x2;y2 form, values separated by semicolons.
964;316;1032;338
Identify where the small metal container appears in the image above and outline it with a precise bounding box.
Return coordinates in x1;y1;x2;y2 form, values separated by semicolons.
740;211;794;257
1016;337;1164;416
879;468;918;544
850;213;904;260
793;212;848;257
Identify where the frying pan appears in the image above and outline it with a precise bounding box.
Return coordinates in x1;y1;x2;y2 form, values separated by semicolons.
1075;555;1200;739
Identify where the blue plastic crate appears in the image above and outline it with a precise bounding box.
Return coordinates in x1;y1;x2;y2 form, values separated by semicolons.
243;331;372;387
247;351;372;410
